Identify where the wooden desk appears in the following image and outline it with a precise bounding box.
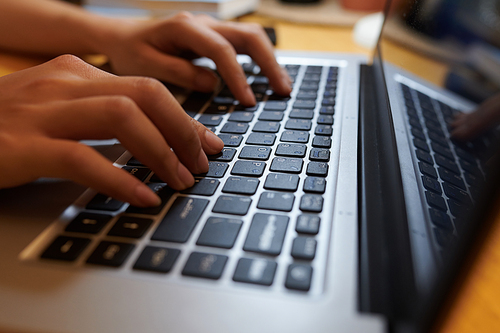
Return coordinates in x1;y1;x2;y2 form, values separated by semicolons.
1;13;499;333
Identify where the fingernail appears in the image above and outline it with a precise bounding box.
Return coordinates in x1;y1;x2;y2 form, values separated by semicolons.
177;163;195;188
197;149;209;173
205;130;224;151
135;184;161;207
195;70;218;92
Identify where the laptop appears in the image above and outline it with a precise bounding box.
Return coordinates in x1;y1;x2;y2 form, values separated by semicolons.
1;0;499;332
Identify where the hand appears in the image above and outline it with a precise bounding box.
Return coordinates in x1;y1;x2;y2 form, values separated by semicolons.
98;12;292;106
0;55;223;206
451;93;500;140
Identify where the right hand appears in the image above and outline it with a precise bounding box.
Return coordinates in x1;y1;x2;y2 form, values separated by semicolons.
0;55;224;207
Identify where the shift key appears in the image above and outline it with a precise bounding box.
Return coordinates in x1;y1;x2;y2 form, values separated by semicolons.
151;197;208;243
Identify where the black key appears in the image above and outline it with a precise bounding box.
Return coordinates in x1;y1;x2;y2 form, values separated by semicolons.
204;103;231;114
258;111;283;121
319;106;335;115
222;176;260;195
296;91;317;100
293;100;316;109
123;166;151;182
432;142;454;159
296;215;321;235
253;121;280;133
208;148;237;162
425;191;447;211
305;65;322;73
409;118;423;131
280;130;309;143
65;212;112;234
303;176;326;193
270;157;303;173
306;162;328;177
264;173;300;191
86;194;124;212
86;241;135;267
264;101;288;111
151;197;209;243
212;96;235;105
127;183;175;215
312;136;331;148
243;213;289;255
218;134;243;147
198;162;228;178
299;82;319;91
415;149;434;164
198;114;223;126
300;194;324;212
285;119;312;131
231;160;266;177
196;217;243;249
435;154;460;174
182;252;228;280
234;104;258;112
275;143;307;157
212;195;252;215
442;183;470;203
438;167;466;190
459;159;480;175
428;131;449;147
290;109;314;119
434;228;455;247
107;216;153;238
291;237;317;260
133;246;180;273
448;199;469;218
315;125;333;136
126;156;144;166
257;191;295;212
317;115;334;125
464;172;481;187
246;133;276;146
285;263;313;291
303;73;321;81
239;146;272;160
233;258;277;286
309;148;330;161
418;162;438;178
422;175;442;194
428;208;453;231
252;76;269;85
220;122;249;134
228;111;254;122
182;91;212;117
413;138;429;152
321;97;336;106
181;178;220;196
323;89;336;98
454;146;476;164
41;236;90;261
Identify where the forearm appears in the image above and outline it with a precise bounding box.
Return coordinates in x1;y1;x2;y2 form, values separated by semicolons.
0;0;129;56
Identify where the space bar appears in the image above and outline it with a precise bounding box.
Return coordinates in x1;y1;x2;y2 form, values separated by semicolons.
151;197;209;243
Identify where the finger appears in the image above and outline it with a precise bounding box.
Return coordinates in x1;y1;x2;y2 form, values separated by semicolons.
451;95;500;140
32;96;196;189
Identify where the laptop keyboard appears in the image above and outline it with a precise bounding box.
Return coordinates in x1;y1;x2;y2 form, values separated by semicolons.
401;83;495;252
35;62;340;294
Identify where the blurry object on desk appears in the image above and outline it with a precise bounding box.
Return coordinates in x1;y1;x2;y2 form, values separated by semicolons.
84;0;259;19
340;0;385;11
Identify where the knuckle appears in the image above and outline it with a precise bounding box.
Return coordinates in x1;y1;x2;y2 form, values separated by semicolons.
49;54;87;70
132;76;165;96
173;11;194;22
103;96;140;124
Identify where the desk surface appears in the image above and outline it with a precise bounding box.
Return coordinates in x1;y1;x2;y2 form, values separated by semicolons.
1;13;499;333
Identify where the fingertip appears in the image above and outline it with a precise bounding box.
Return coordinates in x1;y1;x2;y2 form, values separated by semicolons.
204;129;224;153
134;184;162;207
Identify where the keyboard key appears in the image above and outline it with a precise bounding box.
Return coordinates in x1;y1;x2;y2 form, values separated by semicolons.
233;258;277;286
86;194;124;212
257;191;295;212
220;122;249;134
264;173;300;191
218;134;243;147
65;212;112;234
459;159;480;175
133;246;180;273
321;97;336;106
296;91;317;100
299;82;319;91
228;111;254;122
442;183;470;203
151;197;209;243
127;183;175;215
303;176;326;193
285;119;312;131
196;217;243;249
306;162;329;177
312;136;332;148
425;191;447;211
289;109;314;119
293;100;316;109
418;162;438;178
415;149;434;164
428;208;453;231
86;241;135;267
107;216;153;238
315;125;333;136
222;177;260;195
285;264;313;291
212;195;252;215
253;121;281;133
208;148;237;162
270;157;303;173
258;111;284;121
122;166;151;182
438;167;466;190
291;237;317;260
296;215;321;235
280;130;309;143
198;114;223;126
432;142;454;159
319;106;335;115
300;194;324;212
434;228;455;248
264;101;288;111
275;143;307;157
435;154;460;174
182;252;228;280
413;138;429;152
309;148;330;161
246;133;276;146
317;115;334;125
41;236;91;261
243;213;289;255
181;178;220;196
239;146;272;160
422;176;442;194
231;160;266;177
